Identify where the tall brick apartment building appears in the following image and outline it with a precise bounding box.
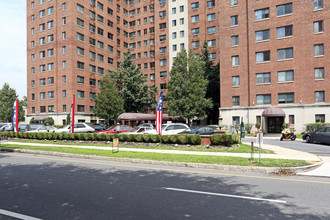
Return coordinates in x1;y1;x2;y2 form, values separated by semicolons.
219;0;330;133
27;0;329;132
26;0;219;125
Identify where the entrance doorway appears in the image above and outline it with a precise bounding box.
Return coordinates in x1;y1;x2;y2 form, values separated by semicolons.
267;117;284;133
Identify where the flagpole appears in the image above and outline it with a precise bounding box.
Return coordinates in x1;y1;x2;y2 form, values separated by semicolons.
15;99;19;132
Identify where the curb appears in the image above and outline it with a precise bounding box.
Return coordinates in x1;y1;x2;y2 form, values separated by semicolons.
0;148;321;175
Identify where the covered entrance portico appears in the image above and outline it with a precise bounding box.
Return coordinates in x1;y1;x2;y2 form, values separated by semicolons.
262;107;285;133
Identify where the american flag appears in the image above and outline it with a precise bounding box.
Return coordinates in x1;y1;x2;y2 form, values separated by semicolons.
11;99;19;132
70;95;75;133
156;91;163;136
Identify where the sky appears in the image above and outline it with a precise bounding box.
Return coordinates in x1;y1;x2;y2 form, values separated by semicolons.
0;0;27;99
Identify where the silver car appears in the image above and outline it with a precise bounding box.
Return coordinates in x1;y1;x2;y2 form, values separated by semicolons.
54;123;95;133
144;123;190;135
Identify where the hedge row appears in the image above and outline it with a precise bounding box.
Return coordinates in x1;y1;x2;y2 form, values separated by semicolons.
0;131;202;145
210;134;240;146
305;123;330;133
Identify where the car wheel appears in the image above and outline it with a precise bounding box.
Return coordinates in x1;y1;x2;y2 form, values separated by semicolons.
305;135;312;143
291;135;296;141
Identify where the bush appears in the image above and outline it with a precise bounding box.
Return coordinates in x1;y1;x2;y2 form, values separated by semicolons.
169;135;178;144
244;123;253;134
127;134;136;142
189;135;201;145
161;135;170;143
57;133;64;140
97;133;107;141
134;134;144;142
29;117;37;124
36;132;44;140
74;133;80;140
84;133;93;141
44;117;55;125
119;134;128;142
46;132;54;140
210;134;240;146
305;123;330;133
177;135;189;144
150;135;160;143
143;134;151;142
106;134;113;141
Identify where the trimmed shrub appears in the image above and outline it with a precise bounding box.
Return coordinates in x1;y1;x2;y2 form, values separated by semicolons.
106;134;113;141
22;132;29;139
57;133;64;140
305;123;330;133
244;123;253;134
143;134;151;142
127;134;136;142
210;134;240;146
36;132;44;140
161;135;170;143
177;134;189;144
135;134;144;142
97;133;107;141
189;135;201;145
169;135;178;144
150;135;161;143
84;133;93;141
46;132;54;140
74;133;80;140
119;134;128;142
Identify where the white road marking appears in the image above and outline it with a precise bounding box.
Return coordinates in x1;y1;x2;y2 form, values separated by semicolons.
0;208;42;220
165;187;287;204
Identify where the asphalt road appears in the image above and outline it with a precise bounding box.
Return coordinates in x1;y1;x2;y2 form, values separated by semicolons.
1;152;330;219
243;137;330;157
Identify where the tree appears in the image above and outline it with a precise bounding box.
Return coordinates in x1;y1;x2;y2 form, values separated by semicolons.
94;75;125;125
0;83;24;122
44;117;55;125
111;49;158;113
166;48;212;127
201;41;220;124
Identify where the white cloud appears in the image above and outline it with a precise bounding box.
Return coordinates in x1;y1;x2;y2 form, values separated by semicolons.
0;0;27;99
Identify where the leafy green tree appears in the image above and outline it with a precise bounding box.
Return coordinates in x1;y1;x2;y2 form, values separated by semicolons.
201;41;220;124
111;49;157;112
166;48;212;127
94;75;125;124
44;117;55;125
0;83;24;122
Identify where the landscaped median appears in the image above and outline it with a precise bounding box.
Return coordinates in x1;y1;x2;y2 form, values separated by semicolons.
0;139;314;172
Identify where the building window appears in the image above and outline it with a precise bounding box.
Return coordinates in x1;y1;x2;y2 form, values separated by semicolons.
256;116;261;124
232;76;239;87
232;96;240;106
77;47;84;56
256;72;271;84
77;105;85;112
62;46;66;54
314;44;324;56
180;18;184;25
62;17;66;25
231;0;237;6
159;10;166;18
47;63;54;71
40;92;46;100
231;35;239;46
277;25;293;38
276;3;292;16
231;15;238;26
77;61;84;70
207;26;216;34
39;10;45;18
314;21;323;33
232;116;240;125
77;18;84;27
191;15;199;23
257;94;271;105
62;75;66;83
40;106;46;113
62;32;66;40
314;67;324;80
90;92;96;100
207;13;216;21
89;51;96;59
172;7;176;14
191;2;199;10
313;0;323;10
160;47;167;53
289;115;295;124
278;48;293;60
160;83;167;90
315;114;325;123
256;51;270;63
48;91;54;99
232;56;239;66
47;49;54;57
160;71;167;78
278;70;294;82
192;28;199;35
278;93;294;104
208;0;215;8
255;8;269;20
62;90;66;98
192;41;199;49
315;91;325;102
32;107;35;113
77;76;85;84
208;39;216;47
77;90;85;98
160;0;166;6
77;4;84;13
160;59;167;66
62;61;66;69
48;77;54;84
160;35;166;41
180;5;184;12
98;67;104;75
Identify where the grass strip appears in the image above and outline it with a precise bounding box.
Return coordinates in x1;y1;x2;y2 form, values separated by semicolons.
1;144;309;167
9;139;274;154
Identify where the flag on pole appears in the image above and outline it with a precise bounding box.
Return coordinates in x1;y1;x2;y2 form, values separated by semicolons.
70;95;75;133
156;91;163;136
11;99;19;132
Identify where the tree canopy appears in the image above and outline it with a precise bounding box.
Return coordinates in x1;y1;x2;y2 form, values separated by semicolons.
166;48;212;126
94;75;125;123
0;83;24;122
110;50;157;113
201;41;220;124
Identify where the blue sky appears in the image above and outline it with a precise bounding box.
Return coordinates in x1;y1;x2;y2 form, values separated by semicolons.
0;0;26;99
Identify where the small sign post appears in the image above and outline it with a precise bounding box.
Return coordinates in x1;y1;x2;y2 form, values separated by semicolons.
256;133;263;164
112;138;119;153
250;142;254;161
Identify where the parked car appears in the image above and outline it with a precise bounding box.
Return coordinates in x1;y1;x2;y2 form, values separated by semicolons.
0;123;11;129
96;125;134;134
179;126;217;135
93;125;105;132
123;127;153;134
207;125;220;130
18;124;45;132
137;123;154;129
0;124;13;131
303;127;330;145
145;123;190;135
55;123;95;133
27;125;57;132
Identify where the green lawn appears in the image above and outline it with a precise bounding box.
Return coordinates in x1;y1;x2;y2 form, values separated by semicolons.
0;144;310;167
9;139;274;154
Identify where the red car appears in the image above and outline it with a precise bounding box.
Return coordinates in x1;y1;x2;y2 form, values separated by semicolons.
96;125;134;134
